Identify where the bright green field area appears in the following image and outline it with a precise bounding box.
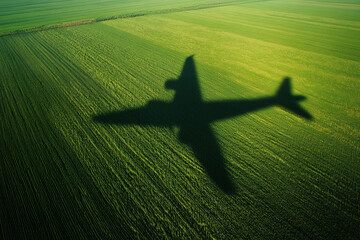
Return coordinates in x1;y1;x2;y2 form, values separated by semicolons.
0;0;229;35
1;0;360;239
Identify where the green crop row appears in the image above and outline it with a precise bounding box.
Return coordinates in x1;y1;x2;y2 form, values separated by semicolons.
0;0;236;35
1;0;359;239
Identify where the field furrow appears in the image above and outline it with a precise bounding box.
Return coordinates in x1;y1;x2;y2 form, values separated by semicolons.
1;0;359;239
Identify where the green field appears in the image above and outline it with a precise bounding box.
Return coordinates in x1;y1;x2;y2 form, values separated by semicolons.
0;0;231;35
1;0;360;239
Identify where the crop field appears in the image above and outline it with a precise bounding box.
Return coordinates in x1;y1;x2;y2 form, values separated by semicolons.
0;0;231;35
1;0;360;239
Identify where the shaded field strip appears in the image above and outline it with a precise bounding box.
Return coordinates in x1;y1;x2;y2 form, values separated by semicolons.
0;0;242;38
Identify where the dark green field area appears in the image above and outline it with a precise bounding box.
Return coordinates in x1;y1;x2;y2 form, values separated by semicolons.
1;0;360;239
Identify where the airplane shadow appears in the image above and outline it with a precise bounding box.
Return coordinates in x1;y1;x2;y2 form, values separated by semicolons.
93;56;312;194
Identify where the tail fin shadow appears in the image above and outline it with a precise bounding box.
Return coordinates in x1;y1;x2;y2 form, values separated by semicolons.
275;77;313;120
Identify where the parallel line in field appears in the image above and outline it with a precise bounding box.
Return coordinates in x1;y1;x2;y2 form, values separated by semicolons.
0;0;241;38
30;28;221;237
10;34;160;238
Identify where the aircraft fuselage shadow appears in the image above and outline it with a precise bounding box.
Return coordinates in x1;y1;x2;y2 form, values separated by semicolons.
93;55;312;194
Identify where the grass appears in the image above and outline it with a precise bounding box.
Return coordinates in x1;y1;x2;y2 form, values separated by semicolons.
0;0;232;35
1;0;359;239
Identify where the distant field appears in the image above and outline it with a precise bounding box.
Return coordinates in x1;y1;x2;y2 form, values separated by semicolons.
1;0;360;239
0;0;232;35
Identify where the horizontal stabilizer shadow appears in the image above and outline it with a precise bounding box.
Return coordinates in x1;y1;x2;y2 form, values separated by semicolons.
93;56;312;194
275;77;313;119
